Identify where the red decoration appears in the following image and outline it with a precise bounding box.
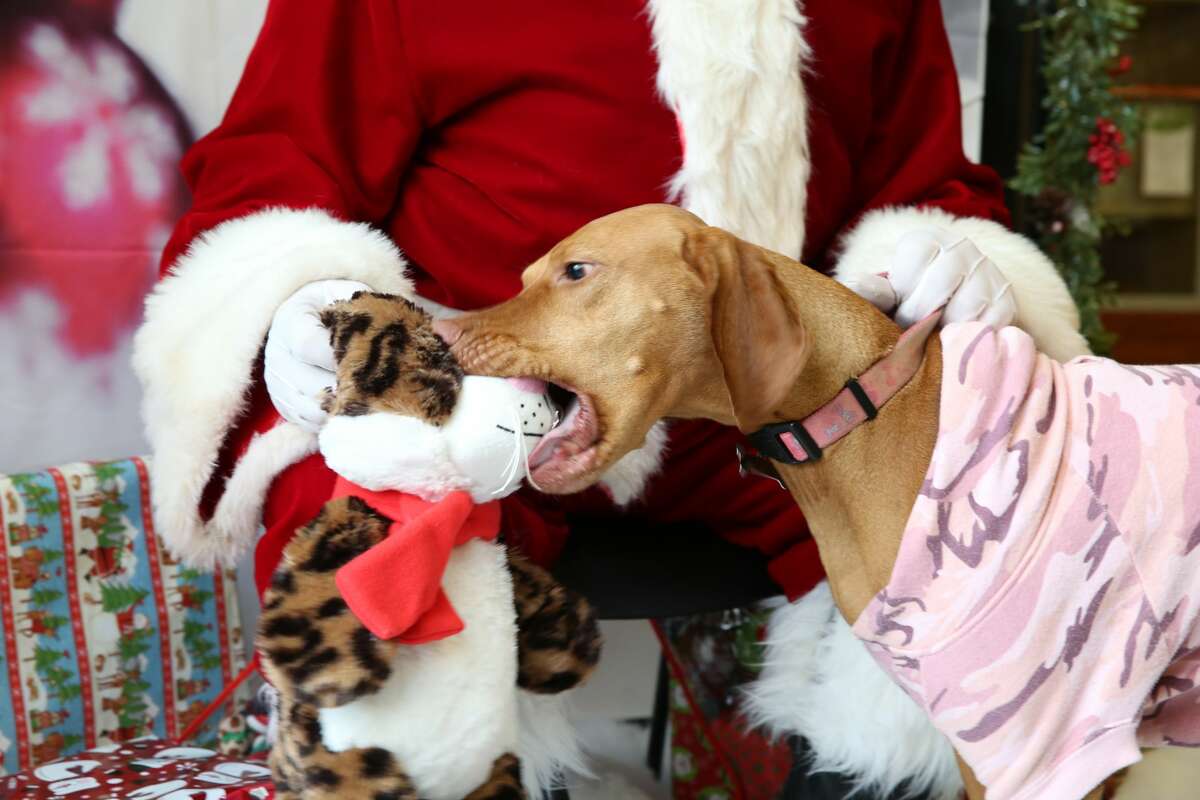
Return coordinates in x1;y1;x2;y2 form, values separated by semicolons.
330;481;501;644
0;738;272;799
1108;53;1133;77
0;15;190;357
1087;116;1132;185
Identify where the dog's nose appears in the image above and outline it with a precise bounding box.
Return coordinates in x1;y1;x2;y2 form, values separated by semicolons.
432;318;462;345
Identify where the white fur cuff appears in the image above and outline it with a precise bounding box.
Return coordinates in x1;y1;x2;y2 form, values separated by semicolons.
744;583;962;799
132;207;416;569
833;206;1091;361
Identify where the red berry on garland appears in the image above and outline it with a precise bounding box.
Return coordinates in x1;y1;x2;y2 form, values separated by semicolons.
1108;54;1133;77
1087;116;1131;185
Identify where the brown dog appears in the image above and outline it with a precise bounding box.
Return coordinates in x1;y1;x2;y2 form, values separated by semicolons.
436;204;1111;800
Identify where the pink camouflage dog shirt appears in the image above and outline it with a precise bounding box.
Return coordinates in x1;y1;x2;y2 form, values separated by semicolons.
852;321;1200;800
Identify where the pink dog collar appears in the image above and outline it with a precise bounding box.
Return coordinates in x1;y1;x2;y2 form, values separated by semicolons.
745;307;943;466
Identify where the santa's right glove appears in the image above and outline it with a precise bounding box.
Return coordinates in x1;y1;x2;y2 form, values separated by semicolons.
839;228;1017;330
264;279;371;431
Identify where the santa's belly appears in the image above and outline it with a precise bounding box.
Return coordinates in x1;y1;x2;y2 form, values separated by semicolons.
318;540;518;800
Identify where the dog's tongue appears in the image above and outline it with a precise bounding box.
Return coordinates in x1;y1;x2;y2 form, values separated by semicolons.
528;398;580;469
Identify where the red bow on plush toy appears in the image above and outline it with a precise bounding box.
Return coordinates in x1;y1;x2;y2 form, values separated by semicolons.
331;477;501;643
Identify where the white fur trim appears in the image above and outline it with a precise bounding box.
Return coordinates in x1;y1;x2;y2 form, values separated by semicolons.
132;207;415;569
517;692;592;794
188;422;319;570
834;206;1092;361
744;583;963;799
596;421;670;506
319;540;518;800
648;0;811;258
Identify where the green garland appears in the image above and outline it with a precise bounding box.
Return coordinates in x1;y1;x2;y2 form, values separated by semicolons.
1009;0;1142;354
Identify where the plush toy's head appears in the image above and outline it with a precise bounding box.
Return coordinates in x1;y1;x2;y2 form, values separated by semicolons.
317;293;561;503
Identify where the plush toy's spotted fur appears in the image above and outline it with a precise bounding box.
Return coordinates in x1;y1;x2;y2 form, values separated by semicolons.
508;552;601;694
259;293;601;799
319;292;463;422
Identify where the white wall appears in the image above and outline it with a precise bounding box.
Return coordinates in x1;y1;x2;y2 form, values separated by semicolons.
116;0;269;138
942;0;990;162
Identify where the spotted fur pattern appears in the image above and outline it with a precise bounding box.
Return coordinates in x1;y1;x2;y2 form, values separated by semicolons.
269;695;417;800
259;293;602;798
319;292;463;422
508;552;601;694
258;497;400;711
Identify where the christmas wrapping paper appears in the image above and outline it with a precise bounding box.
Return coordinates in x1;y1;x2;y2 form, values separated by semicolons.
660;610;792;800
0;738;272;799
0;459;248;775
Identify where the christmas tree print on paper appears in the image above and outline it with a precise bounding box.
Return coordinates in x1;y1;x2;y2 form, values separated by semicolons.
172;561;228;746
93;579;157;741
90;463;123;484
96;580;148;614
78;465;135;582
9;475;59;519
27;645;69;674
117;627;154;664
40;664;81;704
28;587;63;608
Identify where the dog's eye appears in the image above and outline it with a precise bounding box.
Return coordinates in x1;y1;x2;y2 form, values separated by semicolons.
563;261;593;282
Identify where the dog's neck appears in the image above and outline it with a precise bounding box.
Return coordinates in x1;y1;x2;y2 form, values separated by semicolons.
758;265;942;622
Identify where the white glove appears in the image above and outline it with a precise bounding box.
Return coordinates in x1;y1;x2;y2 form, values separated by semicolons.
841;228;1017;330
264;279;371;431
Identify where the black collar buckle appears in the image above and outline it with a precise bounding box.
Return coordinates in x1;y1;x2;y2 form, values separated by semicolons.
746;420;821;465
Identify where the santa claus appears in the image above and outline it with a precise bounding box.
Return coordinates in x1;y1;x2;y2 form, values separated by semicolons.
133;1;1088;797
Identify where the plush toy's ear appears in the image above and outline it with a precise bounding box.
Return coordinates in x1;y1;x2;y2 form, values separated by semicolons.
682;227;809;432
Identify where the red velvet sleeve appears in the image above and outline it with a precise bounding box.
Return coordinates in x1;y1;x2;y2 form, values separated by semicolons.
159;0;423;273
847;0;1010;228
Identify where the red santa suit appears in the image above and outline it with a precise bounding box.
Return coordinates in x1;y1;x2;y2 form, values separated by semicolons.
133;2;1088;793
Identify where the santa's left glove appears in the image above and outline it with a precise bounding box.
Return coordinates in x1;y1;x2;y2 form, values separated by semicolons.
264;279;372;432
839;228;1017;330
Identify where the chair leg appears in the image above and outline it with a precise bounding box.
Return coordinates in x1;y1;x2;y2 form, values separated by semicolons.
646;653;669;779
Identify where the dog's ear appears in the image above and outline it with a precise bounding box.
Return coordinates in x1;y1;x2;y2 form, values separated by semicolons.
682;226;809;432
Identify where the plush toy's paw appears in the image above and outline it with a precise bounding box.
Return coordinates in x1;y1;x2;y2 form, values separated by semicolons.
270;698;418;800
464;754;526;800
508;552;602;694
258;496;401;708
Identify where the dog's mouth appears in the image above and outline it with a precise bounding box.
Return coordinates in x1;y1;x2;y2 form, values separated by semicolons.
526;381;603;490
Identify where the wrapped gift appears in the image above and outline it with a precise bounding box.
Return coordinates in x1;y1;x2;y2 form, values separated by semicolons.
0;737;273;799
658;609;792;800
0;459;250;775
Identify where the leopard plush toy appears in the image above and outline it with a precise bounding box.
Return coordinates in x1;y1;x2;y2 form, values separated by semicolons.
256;293;602;800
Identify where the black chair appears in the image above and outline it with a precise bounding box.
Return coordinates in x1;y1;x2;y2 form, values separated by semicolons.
550;519;779;798
549;520;933;800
